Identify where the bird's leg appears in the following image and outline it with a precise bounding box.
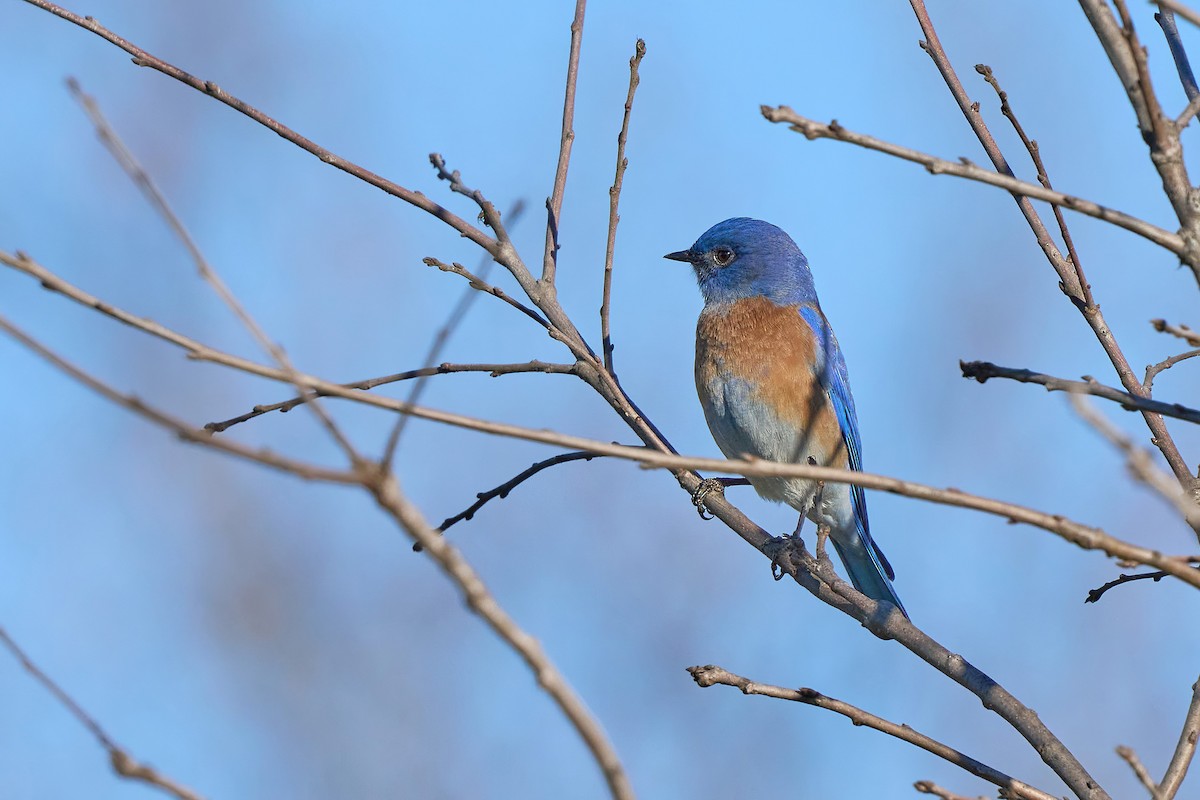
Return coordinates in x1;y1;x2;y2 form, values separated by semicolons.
691;476;750;519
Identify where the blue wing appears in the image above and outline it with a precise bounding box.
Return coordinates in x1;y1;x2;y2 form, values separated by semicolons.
798;306;896;583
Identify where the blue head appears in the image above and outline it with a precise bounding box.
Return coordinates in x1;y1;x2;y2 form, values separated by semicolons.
665;217;818;306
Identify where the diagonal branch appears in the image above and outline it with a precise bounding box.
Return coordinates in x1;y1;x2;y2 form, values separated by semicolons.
687;665;1058;800
0;626;206;800
960;360;1200;425
760;107;1183;257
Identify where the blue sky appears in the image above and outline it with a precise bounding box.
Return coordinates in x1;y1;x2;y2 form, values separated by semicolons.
3;2;1200;798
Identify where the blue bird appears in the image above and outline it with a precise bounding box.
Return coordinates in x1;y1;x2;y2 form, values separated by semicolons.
666;217;906;616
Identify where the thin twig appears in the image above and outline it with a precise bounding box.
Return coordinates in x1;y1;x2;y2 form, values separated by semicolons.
601;38;645;374
542;0;587;286
975;64;1093;308
1146;348;1200;391
1160;677;1200;798
1152;318;1200;345
207;361;574;434
961;360;1200;425
912;781;983;800
436;450;602;533
1086;569;1170;603
422;257;552;329
1155;7;1200;100
0;627;206;800
760;107;1183;256
687;665;1057;800
428;154;517;248
380;199;527;466
1117;745;1163;799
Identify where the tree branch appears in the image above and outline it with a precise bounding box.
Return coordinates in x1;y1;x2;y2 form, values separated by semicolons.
1160;677;1200;799
960;360;1200;425
0;626;206;800
206;361;575;434
688;665;1057;800
759;106;1183;257
601;38;644;375
541;0;586;287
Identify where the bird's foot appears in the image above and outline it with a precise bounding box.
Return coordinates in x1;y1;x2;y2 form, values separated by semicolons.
764;534;803;581
691;478;726;519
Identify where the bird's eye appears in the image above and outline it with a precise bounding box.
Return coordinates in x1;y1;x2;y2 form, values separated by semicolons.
712;247;735;266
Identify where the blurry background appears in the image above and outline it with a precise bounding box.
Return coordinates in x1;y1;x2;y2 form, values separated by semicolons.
2;1;1199;798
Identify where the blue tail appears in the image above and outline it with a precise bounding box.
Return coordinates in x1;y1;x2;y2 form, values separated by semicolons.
831;535;907;618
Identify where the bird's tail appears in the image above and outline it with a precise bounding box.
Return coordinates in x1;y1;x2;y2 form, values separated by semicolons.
831;535;907;618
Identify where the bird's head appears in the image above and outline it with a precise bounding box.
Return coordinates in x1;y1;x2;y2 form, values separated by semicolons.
665;217;817;306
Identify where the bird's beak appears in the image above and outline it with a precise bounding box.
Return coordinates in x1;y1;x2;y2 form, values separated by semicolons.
664;249;698;263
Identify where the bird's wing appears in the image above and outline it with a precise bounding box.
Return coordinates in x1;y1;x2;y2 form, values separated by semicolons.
798;306;894;581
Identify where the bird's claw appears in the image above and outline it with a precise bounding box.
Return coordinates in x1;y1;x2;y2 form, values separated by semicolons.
764;534;802;581
691;478;726;519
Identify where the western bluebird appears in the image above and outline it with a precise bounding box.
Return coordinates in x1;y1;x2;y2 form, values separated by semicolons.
666;217;906;616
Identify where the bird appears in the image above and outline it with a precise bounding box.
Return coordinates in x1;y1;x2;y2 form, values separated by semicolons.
665;217;906;617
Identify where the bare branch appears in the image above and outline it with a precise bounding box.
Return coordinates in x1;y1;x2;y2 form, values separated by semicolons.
1117;745;1163;799
362;471;634;800
688;665;1057;800
961;360;1200;425
0;625;206;800
542;0;587;286
975;64;1093;308
1086;568;1171;603
601;38;645;374
1155;7;1200;100
912;781;985;800
1160;677;1200;799
1145;348;1200;391
206;361;575;433
1152;318;1200;345
422;257;553;329
435;450;602;534
760;106;1183;257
